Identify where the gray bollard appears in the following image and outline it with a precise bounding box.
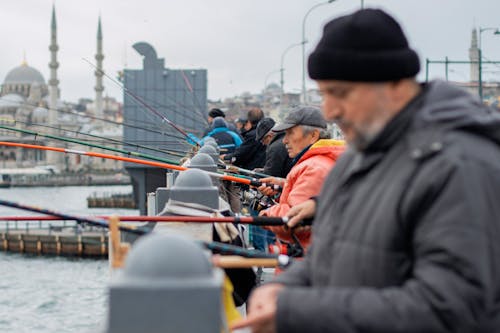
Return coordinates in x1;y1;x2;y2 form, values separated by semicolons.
106;233;223;333
197;145;219;165
188;152;217;173
169;168;219;209
203;139;220;154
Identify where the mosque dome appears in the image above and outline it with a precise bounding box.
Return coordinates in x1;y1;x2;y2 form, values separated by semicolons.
4;63;45;85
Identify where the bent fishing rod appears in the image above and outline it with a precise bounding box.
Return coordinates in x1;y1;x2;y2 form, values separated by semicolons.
84;58;200;146
0;141;279;189
0;198;290;264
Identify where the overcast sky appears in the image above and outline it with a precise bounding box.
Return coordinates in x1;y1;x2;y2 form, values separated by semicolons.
1;0;499;103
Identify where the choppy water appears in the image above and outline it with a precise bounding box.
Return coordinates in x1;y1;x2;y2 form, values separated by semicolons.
0;185;138;333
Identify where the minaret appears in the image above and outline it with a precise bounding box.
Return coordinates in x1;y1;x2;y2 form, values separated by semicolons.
48;4;59;125
469;28;480;82
94;16;104;121
47;4;60;165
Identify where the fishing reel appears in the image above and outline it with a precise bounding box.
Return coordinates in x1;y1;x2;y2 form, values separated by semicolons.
268;241;304;258
268;233;304;258
241;189;276;213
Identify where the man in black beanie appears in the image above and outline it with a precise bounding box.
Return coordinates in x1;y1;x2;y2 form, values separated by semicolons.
234;8;500;333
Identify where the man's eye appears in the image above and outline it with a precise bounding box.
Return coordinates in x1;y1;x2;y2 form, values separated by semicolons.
326;86;352;98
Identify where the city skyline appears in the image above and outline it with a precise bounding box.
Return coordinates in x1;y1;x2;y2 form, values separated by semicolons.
1;0;499;103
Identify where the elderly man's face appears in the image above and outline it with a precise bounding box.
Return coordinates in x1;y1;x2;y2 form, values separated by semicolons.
317;81;392;150
283;126;317;158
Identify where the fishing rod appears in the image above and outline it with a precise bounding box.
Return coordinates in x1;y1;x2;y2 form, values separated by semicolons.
0;198;143;235
119;68;208;125
222;164;272;179
0;125;183;165
0;141;279;189
84;58;201;146
179;69;207;123
0;215;289;226
0;128;256;183
1;118;189;158
0;96;192;144
0;198;290;264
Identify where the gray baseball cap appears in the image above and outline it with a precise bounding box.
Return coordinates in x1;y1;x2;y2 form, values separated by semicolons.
255;117;276;142
272;106;327;132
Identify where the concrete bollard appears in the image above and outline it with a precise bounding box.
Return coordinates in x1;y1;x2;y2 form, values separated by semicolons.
106;233;223;333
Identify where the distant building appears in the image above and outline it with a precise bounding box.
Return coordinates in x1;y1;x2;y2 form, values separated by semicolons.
123;42;207;214
0;5;124;171
453;27;500;108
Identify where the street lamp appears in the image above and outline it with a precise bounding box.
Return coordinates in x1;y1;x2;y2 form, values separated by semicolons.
478;27;500;101
301;0;336;104
281;42;302;106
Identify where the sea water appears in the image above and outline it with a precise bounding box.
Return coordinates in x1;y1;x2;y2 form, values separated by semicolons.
0;185;137;333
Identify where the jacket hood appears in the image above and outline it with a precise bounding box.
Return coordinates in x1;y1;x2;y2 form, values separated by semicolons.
298;139;345;164
417;80;500;145
211;116;228;129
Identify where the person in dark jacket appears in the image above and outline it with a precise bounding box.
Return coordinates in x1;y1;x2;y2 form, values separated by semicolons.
222;108;266;170
233;9;500;333
255;117;293;178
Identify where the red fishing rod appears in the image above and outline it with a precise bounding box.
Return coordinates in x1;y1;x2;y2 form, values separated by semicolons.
0;141;280;189
0;215;289;226
0;198;291;265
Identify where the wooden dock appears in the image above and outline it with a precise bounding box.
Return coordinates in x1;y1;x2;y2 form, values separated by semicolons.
0;229;108;258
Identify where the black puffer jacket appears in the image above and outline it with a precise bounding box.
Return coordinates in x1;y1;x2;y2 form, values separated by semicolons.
263;132;293;178
224;126;266;170
275;81;500;332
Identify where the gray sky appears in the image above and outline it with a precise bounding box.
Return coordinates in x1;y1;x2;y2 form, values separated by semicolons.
1;0;499;103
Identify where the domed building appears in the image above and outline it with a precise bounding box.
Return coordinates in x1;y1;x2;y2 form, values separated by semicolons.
0;61;50;122
0;5;123;173
0;62;52;167
2;62;48;97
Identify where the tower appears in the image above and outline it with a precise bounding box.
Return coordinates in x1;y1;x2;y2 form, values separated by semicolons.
94;16;104;121
469;28;480;82
47;4;60;165
48;4;59;125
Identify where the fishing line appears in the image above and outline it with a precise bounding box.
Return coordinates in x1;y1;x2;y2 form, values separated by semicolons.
0;118;189;158
83;58;199;145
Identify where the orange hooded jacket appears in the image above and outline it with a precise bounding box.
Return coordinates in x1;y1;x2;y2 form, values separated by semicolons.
261;139;345;250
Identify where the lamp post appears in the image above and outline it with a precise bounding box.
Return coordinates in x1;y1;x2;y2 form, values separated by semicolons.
280;42;302;106
301;0;336;104
478;27;500;101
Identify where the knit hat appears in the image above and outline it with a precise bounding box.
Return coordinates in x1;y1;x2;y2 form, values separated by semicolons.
212;116;228;129
255;118;276;142
308;9;420;82
273;106;326;132
208;108;225;118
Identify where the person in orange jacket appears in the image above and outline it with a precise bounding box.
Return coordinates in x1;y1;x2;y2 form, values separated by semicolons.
258;106;344;251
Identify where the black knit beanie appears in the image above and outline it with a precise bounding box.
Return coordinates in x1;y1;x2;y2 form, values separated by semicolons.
208;108;225;118
308;9;420;82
